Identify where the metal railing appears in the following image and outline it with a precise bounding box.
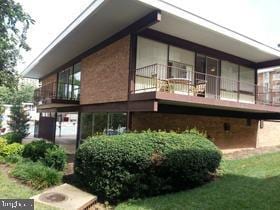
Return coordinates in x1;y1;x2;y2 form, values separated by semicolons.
134;64;280;106
34;82;57;104
34;82;80;105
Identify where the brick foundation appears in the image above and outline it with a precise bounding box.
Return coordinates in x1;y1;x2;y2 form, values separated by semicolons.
131;112;258;149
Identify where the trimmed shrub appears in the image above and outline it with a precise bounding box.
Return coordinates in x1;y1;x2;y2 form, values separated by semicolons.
22;140;67;170
11;160;62;189
22;140;56;161
75;131;222;202
1;132;23;144
43;147;67;171
0;143;23;157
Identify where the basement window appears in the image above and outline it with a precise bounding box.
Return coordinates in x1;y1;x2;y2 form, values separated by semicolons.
224;123;230;132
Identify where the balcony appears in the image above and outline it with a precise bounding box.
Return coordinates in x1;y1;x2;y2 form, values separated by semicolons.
132;64;280;110
34;82;80;106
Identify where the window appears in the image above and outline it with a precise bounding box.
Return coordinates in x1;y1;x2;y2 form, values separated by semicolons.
80;112;127;140
273;82;280;90
136;37;168;69
168;46;195;80
72;63;81;100
273;96;280;104
58;68;71;99
57;63;81;100
273;72;280;81
220;61;238;101
239;66;255;103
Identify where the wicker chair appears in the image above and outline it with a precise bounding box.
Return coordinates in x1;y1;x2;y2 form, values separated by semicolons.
195;81;206;97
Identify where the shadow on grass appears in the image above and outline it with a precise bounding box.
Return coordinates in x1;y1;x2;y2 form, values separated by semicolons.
116;174;280;210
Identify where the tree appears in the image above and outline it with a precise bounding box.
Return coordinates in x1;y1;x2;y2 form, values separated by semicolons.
0;83;35;104
8;103;29;142
0;0;34;88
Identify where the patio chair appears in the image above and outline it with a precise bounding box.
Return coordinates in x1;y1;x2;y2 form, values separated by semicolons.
195;80;206;97
157;79;170;92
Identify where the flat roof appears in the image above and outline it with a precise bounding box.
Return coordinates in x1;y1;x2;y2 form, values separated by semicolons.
23;0;280;79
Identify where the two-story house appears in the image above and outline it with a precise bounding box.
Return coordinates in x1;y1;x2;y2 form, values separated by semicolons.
23;0;280;150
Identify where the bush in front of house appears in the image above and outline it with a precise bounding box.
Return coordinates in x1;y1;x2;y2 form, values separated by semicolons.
0;143;23;157
74;131;222;202
0;137;23;163
11;160;62;189
22;140;67;170
22;140;56;161
1;132;24;144
43;147;67;171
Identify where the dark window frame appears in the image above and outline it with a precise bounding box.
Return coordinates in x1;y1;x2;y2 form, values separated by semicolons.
57;63;81;100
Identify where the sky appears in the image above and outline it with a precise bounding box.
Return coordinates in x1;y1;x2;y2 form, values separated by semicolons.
16;0;280;72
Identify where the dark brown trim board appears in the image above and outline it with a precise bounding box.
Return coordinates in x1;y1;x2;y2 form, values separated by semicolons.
38;100;158;113
80;101;158;113
41;10;161;81
130;91;280;114
158;104;280;120
138;29;257;69
128;33;138;97
257;59;280;69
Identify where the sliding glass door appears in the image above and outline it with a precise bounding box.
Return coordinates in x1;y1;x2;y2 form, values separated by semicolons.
220;61;238;101
239;66;255;103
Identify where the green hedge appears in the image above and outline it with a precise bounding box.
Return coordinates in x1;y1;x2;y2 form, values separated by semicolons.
22;140;66;171
74;131;222;202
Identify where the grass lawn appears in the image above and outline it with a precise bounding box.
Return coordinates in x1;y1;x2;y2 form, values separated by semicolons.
116;152;280;210
0;166;58;210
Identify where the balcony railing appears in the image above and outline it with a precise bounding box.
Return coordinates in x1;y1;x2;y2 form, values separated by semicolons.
133;64;280;106
34;82;80;105
34;82;56;105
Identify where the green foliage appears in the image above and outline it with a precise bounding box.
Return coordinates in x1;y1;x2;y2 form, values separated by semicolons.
8;104;30;142
1;132;24;144
116;152;280;210
11;160;62;189
0;137;7;152
0;143;23;157
0;0;34;88
0;137;23;163
22;140;56;161
43;147;67;171
4;154;23;163
0;84;35;104
75;131;222;202
23;140;66;170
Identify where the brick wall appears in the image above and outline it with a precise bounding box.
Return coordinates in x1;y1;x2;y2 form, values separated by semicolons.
40;74;57;96
41;74;57;86
131;112;258;149
80;36;130;105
